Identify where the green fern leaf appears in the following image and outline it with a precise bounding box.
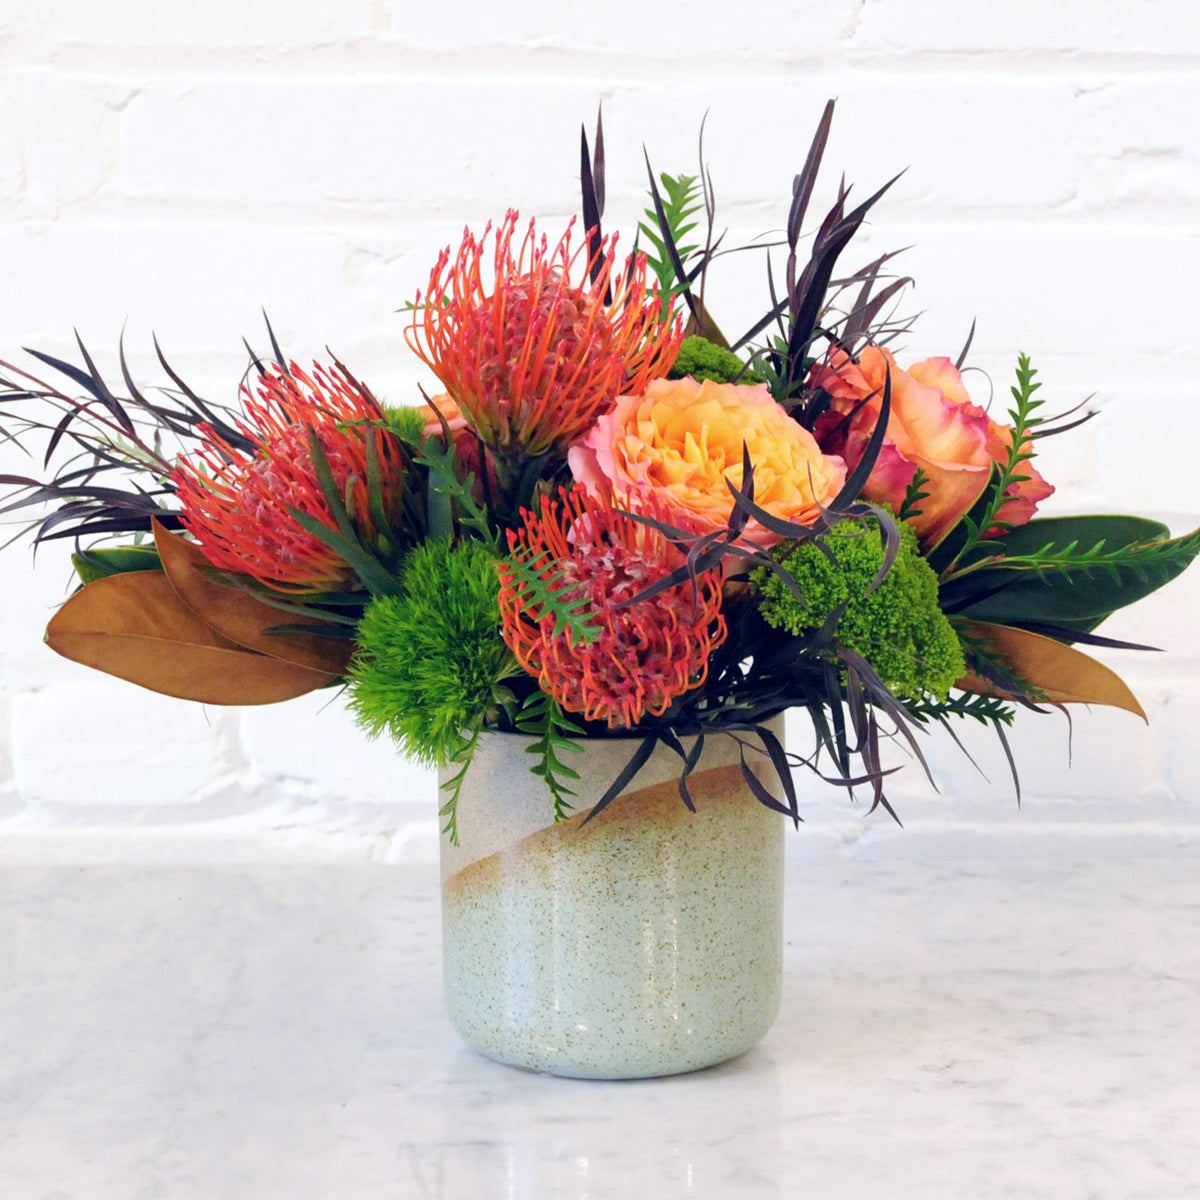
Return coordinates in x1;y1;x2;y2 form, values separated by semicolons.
944;518;1200;628
937;353;1047;576
501;553;603;645
437;728;480;845
639;171;704;297
515;691;585;823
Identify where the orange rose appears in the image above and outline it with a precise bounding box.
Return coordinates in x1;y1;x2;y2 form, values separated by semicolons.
810;347;1053;546
568;376;846;548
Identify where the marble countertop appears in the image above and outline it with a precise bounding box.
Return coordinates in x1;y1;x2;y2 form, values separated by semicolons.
2;853;1198;1199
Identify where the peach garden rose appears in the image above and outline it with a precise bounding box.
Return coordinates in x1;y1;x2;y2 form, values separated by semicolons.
568;376;846;548
810;346;1053;547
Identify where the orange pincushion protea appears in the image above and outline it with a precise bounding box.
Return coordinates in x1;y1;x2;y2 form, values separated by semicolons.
173;361;406;592
498;487;726;729
406;211;683;463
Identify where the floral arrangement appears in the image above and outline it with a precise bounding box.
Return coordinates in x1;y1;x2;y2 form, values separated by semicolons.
2;101;1196;841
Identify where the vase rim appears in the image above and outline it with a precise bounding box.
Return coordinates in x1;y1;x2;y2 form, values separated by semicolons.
477;713;786;745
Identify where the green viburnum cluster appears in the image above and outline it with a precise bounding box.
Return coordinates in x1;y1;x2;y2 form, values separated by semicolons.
668;335;759;385
347;539;519;766
754;518;965;702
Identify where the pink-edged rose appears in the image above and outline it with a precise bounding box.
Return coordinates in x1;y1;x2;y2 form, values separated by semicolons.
568;376;846;548
810;347;1053;546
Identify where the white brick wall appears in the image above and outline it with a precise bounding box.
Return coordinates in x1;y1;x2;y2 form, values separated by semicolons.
1;0;1197;861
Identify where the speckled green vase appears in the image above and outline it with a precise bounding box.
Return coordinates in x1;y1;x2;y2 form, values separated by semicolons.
439;723;785;1079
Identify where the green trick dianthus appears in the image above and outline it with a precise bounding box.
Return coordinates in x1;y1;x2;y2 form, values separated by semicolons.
347;539;517;766
753;518;965;701
380;403;433;444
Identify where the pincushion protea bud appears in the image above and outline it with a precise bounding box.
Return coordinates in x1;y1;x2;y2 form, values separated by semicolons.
498;487;726;729
406;211;683;464
173;361;407;593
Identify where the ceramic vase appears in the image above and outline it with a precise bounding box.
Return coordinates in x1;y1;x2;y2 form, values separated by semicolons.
438;723;785;1079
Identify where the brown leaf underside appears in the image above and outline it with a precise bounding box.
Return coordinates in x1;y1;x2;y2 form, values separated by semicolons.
152;520;352;675
45;570;339;705
956;620;1147;721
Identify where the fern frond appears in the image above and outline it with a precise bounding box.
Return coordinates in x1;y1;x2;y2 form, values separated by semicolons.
898;466;931;524
412;434;495;545
515;691;586;822
639;172;704;297
437;728;481;846
501;552;602;645
939;514;1200;628
940;353;1045;574
965;530;1200;584
904;690;1016;726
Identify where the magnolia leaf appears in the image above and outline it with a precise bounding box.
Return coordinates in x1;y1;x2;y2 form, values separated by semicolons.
995;514;1170;556
153;521;353;675
956;620;1146;720
949;519;1200;628
46;570;339;705
683;298;728;348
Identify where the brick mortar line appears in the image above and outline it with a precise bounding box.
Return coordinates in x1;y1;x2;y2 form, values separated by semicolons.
3;50;1200;79
1;208;1198;233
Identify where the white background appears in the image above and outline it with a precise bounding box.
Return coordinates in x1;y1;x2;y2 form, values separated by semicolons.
1;0;1198;862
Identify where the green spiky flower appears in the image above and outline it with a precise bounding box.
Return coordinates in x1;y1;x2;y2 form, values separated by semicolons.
348;539;518;766
380;403;432;444
753;518;965;701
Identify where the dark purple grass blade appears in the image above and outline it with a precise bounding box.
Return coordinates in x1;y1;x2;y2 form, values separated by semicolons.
592;104;606;215
786;170;905;371
580;122;606;288
830;366;892;508
737;743;796;818
862;502;901;596
22;347;108;403
117;328;154;410
864;712;902;822
582;733;660;825
751;720;799;824
1008;621;1161;652
262;310;288;369
993;719;1022;806
787;98;836;251
658;727;699;811
1029;410;1098;439
955;318;977;370
43;404;86;469
153;335;256;453
837;646;934;787
841;275;912;354
644;148;697;322
34;511;183;541
241;337;271;377
723;475;833;540
72;331;136;435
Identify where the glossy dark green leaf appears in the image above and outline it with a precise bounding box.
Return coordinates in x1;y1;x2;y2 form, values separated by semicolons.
72;544;162;584
948;518;1200;626
992;514;1170;558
